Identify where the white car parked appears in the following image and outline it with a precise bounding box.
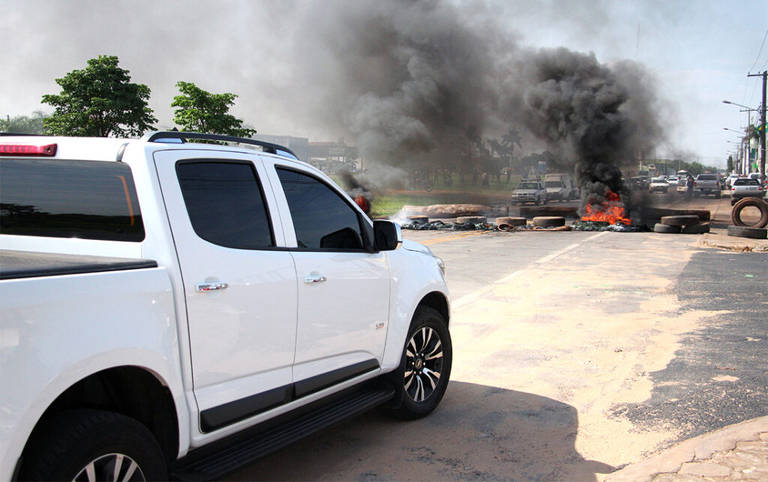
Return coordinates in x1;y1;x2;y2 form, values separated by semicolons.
0;133;452;481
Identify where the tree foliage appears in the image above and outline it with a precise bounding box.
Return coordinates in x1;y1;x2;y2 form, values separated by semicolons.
41;55;156;137
0;111;48;134
171;81;256;137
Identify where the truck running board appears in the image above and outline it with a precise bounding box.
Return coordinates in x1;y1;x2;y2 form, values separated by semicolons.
171;382;396;480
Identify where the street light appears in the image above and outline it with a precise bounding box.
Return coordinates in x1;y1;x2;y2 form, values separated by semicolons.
723;101;759;175
723;127;744;134
722;100;758;111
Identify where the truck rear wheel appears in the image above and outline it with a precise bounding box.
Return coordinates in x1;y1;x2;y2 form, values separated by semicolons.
385;307;452;420
21;409;167;481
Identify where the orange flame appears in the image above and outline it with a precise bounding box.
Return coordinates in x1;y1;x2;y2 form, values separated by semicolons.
581;190;631;225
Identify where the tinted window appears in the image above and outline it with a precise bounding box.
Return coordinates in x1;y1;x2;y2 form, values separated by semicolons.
0;159;144;241
734;179;759;186
177;161;274;249
277;168;364;250
697;174;716;180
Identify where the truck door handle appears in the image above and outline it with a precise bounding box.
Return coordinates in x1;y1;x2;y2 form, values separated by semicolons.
196;282;229;292
304;272;327;284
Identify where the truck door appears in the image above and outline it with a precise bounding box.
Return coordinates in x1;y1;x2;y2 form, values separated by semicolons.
154;151;297;433
266;163;390;393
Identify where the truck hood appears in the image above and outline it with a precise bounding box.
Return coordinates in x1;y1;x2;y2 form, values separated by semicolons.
513;189;538;194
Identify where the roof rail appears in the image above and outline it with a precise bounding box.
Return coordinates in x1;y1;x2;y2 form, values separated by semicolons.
143;131;299;160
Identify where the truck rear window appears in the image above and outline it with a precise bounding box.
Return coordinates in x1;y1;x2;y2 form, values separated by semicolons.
0;159;145;241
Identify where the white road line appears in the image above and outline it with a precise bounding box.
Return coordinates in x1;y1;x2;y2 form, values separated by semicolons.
452;231;609;310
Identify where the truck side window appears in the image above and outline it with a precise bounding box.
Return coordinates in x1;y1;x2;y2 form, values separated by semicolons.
276;167;364;250
0;159;145;241
176;161;274;249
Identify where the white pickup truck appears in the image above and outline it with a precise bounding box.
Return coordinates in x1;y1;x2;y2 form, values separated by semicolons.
0;132;451;481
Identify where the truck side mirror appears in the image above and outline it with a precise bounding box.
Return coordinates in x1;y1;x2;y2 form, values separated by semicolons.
373;220;402;251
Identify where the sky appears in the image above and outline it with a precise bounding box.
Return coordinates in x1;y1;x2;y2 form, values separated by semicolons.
2;0;767;169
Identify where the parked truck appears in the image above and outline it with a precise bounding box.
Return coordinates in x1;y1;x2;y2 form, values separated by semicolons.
543;173;578;202
0;132;452;481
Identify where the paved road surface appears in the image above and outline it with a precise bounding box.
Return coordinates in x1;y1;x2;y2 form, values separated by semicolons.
230;209;766;480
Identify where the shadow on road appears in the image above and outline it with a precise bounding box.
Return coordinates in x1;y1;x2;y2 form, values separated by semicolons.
230;381;614;481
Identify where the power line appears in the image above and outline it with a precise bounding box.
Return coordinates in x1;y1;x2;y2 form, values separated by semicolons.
749;28;768;73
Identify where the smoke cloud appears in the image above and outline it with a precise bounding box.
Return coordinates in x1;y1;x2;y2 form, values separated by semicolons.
293;0;665;208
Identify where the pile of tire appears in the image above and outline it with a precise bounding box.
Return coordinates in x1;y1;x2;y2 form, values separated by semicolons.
653;215;709;234
728;198;768;239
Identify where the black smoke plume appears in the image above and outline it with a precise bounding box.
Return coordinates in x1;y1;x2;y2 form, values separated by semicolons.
300;0;665;212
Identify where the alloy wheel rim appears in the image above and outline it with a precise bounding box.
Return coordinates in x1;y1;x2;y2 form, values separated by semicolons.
73;453;145;482
404;326;444;402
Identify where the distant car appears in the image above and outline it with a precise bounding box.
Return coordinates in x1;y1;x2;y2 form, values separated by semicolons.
693;174;721;198
648;176;669;193
667;176;679;186
730;178;764;204
677;177;692;193
725;174;741;189
629;176;650;190
512;180;547;205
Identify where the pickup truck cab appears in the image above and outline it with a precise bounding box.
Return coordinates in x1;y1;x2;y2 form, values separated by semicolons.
0;132;451;481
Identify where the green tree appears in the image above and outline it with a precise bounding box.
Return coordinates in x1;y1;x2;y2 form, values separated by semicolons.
0;111;48;134
41;55;156;137
727;155;734;172
171;81;256;137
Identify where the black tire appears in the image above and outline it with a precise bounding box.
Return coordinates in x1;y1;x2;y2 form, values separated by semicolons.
21;409;167;481
532;216;565;227
654;223;682;233
660;215;700;227
495;216;527;227
385;307;452;420
727;225;768;239
731;198;768;228
681;222;710;234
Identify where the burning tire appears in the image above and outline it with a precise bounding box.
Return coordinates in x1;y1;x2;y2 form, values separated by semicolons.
532;216;565;228
654;223;681;233
659;215;700;227
731;198;768;228
727;225;768;239
681;222;710;234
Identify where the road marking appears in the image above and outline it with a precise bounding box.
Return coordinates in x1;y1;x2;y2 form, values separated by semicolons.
452;231;609;310
422;231;486;246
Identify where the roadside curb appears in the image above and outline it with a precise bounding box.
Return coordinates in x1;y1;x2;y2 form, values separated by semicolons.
695;231;768;252
604;416;768;481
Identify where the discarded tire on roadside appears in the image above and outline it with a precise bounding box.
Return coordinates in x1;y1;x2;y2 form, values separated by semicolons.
681;222;710;234
730;198;768;228
727;225;768;239
659;215;700;227
456;216;486;224
654;223;682;234
532;216;565;228
495;216;526;227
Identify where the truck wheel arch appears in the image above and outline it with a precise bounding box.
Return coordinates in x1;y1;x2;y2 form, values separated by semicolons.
416;291;450;327
20;366;179;470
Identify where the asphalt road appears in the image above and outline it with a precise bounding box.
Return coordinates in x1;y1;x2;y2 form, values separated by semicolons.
229;194;766;481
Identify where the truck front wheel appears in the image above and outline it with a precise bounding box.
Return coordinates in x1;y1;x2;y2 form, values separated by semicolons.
21;409;167;481
385;307;452;420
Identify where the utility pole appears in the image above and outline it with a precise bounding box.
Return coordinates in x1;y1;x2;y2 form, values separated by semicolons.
747;71;767;184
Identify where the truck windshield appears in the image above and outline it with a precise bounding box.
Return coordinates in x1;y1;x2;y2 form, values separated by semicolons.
0;159;145;241
544;181;563;188
518;183;539;189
